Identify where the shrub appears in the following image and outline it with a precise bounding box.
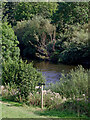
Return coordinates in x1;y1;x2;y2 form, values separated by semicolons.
46;66;89;116
50;24;90;64
2;22;20;61
2;59;45;101
48;66;89;99
1;21;45;102
47;42;54;53
55;99;90;117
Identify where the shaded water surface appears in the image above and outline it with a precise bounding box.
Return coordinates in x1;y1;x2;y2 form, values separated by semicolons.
31;60;76;84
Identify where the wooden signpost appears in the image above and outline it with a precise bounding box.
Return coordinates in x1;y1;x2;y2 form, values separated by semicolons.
41;84;43;109
38;83;45;109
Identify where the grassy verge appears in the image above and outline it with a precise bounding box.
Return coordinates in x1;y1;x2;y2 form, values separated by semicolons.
0;97;89;119
2;103;46;118
1;102;88;119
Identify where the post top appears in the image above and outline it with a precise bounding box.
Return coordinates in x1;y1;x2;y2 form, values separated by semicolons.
38;83;45;86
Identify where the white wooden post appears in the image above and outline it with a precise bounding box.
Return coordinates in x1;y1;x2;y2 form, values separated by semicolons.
41;85;43;109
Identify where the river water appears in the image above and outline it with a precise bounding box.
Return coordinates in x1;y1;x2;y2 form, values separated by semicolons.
31;60;77;84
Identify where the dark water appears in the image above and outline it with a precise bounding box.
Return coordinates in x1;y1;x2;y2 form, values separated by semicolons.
31;60;77;84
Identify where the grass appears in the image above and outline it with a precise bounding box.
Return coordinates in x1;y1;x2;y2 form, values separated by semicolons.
0;95;89;119
0;95;45;118
1;103;46;118
1;102;76;118
0;101;89;119
1;103;89;119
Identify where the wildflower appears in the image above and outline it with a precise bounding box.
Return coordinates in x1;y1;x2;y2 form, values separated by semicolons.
35;86;39;89
43;90;47;95
50;97;53;100
47;89;52;93
63;97;66;101
83;94;85;97
29;93;33;96
77;98;80;101
36;92;39;94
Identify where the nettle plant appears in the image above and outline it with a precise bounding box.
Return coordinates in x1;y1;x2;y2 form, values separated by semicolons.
59;66;88;100
49;66;89;100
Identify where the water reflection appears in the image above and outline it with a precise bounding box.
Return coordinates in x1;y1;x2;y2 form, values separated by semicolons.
32;61;76;84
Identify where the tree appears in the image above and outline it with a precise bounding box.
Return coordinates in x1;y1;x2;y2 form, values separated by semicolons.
2;2;19;26
2;2;58;26
50;23;90;64
14;16;56;59
52;2;89;32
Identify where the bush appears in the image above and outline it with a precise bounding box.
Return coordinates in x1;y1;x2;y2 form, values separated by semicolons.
50;24;90;64
2;59;45;101
47;42;54;53
58;41;89;64
2;21;45;102
2;22;20;61
48;66;89;99
46;66;89;117
55;99;90;117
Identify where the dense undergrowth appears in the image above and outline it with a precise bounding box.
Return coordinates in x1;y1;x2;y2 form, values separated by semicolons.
1;66;90;117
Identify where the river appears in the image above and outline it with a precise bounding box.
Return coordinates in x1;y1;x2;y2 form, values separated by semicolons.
30;60;77;84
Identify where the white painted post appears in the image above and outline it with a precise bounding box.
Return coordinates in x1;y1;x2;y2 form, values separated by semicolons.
41;85;43;109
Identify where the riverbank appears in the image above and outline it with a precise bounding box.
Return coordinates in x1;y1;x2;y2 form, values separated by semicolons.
24;59;76;84
23;56;90;69
22;58;89;84
1;66;89;119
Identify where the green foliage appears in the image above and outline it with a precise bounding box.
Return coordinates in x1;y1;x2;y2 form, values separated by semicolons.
50;51;60;63
50;24;89;64
2;2;58;26
2;22;20;61
55;99;90;117
14;16;56;59
15;2;58;20
2;59;45;100
2;2;89;65
52;2;88;31
47;42;54;53
60;66;88;99
2;2;19;26
48;65;89;99
2;22;45;100
59;24;89;64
